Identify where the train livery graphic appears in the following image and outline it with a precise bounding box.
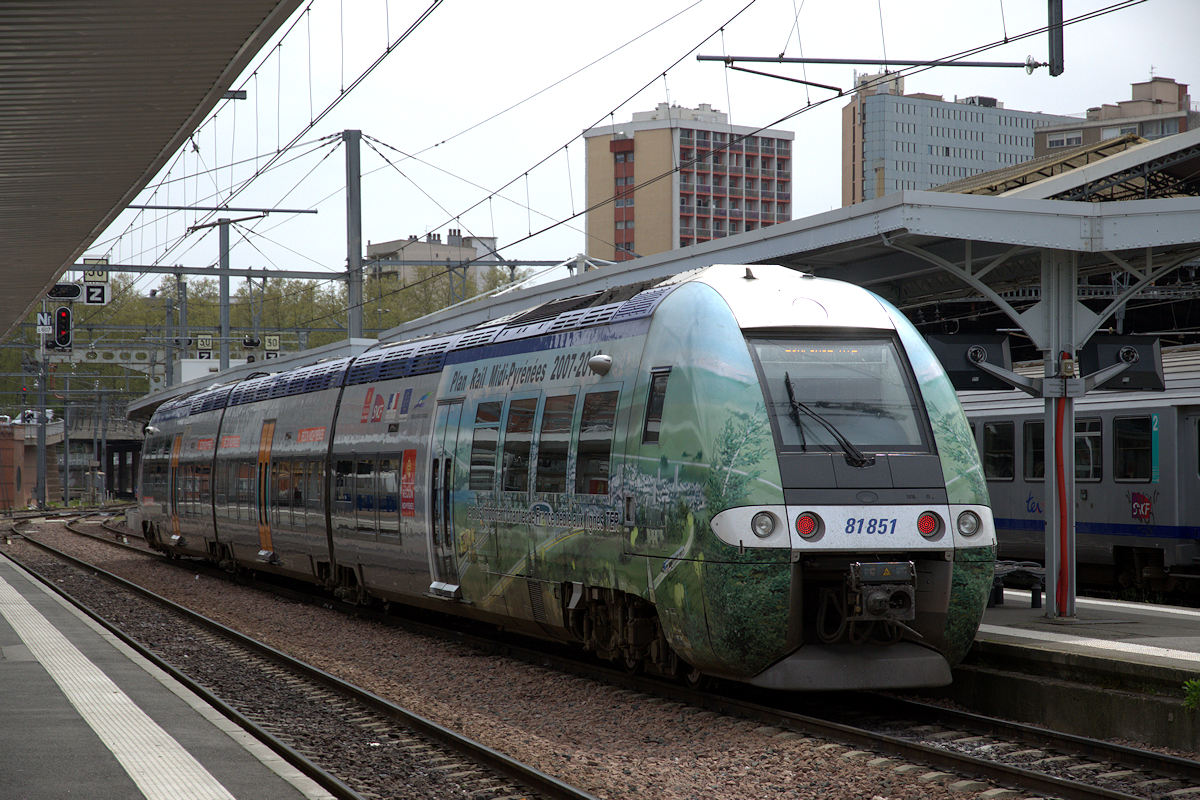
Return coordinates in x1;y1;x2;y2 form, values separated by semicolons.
139;264;995;690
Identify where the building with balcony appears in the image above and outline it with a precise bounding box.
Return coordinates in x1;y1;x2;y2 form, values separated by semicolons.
583;103;794;261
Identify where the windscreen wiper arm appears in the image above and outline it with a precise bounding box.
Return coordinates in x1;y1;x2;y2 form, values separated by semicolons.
784;372;875;468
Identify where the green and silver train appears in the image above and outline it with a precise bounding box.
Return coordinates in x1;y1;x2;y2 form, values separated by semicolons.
139;264;994;690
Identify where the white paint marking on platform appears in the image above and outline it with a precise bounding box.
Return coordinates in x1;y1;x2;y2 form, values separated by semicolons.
1003;589;1200;619
0;573;236;800
977;623;1200;665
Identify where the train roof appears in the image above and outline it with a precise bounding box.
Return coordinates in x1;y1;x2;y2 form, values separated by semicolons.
958;344;1200;416
149;265;890;423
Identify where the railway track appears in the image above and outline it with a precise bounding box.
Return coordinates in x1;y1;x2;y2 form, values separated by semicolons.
32;518;1200;799
3;532;600;800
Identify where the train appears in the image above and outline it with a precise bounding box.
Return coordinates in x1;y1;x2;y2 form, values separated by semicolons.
960;345;1200;595
137;263;996;691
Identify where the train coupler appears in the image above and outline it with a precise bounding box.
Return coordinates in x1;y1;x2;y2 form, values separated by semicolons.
846;561;916;622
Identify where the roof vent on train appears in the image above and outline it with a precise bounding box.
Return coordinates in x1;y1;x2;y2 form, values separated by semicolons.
506;292;603;325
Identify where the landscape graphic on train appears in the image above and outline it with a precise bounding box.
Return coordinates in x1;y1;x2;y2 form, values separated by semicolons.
138;264;996;691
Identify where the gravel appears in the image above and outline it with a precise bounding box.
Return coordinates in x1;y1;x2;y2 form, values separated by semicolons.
5;521;1015;800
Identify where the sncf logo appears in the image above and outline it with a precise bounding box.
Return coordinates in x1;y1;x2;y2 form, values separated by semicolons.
1131;492;1153;523
360;388;384;423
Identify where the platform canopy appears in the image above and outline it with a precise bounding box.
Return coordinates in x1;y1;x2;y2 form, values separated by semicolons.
0;1;303;341
390;189;1200;353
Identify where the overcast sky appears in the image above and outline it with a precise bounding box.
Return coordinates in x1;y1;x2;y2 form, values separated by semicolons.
85;0;1197;294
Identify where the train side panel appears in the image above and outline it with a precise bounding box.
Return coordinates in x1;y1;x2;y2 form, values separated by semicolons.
435;321;647;635
621;279;790;675
213;387;341;582
328;372;441;603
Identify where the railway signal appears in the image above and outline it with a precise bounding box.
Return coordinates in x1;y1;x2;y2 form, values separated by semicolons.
52;306;72;349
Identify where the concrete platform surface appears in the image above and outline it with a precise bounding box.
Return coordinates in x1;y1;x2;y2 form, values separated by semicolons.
981;589;1200;673
0;555;333;800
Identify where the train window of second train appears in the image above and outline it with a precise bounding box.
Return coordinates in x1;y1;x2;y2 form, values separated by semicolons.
536;394;576;493
1075;418;1102;482
983;422;1014;480
1023;421;1045;481
502;398;537;493
577;390;619;495
642;369;671;444
1114;416;1152;481
469;401;502;491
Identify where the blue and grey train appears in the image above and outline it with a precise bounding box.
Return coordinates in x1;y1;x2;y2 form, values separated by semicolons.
959;345;1200;593
138;264;995;690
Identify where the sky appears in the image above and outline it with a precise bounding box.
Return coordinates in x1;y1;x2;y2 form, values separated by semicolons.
82;0;1198;299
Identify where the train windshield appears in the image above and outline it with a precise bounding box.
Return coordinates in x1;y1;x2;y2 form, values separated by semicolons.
751;337;929;453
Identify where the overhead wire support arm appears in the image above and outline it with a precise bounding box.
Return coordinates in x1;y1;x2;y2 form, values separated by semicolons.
128;204;318;214
698;54;1045;70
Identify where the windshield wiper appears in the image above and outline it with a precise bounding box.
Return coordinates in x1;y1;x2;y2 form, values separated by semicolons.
784;372;875;468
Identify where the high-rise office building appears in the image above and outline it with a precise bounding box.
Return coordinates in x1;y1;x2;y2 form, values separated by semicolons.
841;73;1077;205
583;103;795;261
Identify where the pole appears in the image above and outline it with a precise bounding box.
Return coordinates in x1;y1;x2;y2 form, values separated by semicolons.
219;218;231;370
345;129;363;339
91;382;99;505
36;357;46;509
177;275;189;353
61;375;70;505
1041;249;1079;618
165;297;175;387
100;391;109;502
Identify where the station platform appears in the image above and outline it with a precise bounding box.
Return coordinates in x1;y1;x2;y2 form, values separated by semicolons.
0;555;332;800
948;588;1200;750
980;588;1200;674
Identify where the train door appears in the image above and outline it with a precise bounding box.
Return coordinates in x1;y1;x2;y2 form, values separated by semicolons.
256;420;277;560
168;434;183;544
429;401;462;598
1182;412;1200;541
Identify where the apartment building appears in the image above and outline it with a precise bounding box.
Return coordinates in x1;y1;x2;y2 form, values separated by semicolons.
583;103;795;261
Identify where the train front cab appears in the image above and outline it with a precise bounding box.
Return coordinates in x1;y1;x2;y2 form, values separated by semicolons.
620;268;994;690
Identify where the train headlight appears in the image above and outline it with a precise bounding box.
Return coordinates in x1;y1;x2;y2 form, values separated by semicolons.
751;511;777;538
917;511;943;540
956;510;981;537
795;512;823;540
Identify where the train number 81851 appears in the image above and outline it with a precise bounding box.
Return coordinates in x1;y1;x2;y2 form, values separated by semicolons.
844;517;898;535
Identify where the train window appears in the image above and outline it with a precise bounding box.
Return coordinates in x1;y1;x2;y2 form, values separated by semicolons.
378;457;399;536
983;422;1014;480
356;458;377;533
751;337;927;452
274;460;290;525
333;459;356;535
577;390;619;495
502;398;537;493
237;462;254;521
1026;418;1107;482
1023;422;1045;481
1075;418;1102;482
469;401;502;491
536;394;576;493
305;460;324;517
1114;417;1152;481
641;369;671;444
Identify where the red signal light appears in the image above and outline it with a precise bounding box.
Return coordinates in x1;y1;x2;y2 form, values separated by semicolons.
53;306;72;349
